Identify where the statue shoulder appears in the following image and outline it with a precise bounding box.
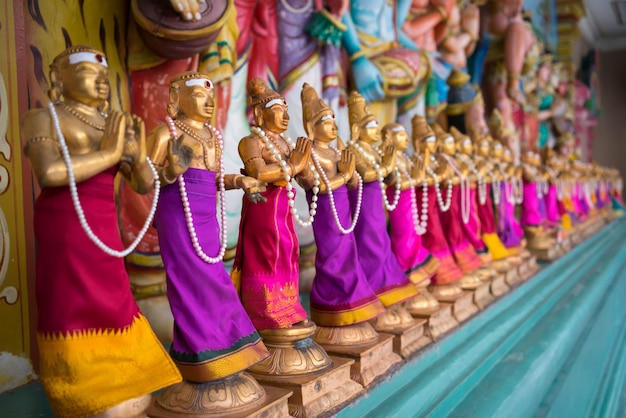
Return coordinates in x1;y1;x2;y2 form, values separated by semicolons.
21;107;54;140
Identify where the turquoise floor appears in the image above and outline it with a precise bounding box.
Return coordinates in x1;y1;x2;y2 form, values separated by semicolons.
2;218;626;418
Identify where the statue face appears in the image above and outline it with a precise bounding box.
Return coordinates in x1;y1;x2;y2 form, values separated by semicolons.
538;63;551;84
178;84;214;122
390;129;409;151
422;136;437;154
59;61;109;106
440;135;456;155
502;149;512;163
459;137;473;155
261;102;290;133
492;143;503;160
361;122;381;143
312;115;338;142
478;140;490;157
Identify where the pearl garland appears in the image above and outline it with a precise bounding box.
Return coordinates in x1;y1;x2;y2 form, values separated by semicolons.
457;153;487;205
400;163;428;235
347;140;401;211
48;101;160;258
310;147;363;234
492;173;502;205
440;153;470;224
424;155;453;212
166;116;227;263
250;126;319;228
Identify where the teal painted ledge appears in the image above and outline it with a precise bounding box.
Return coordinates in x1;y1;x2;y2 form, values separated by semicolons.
338;217;626;418
2;218;626;418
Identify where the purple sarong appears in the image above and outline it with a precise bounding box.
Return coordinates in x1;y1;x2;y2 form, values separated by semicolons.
155;168;268;382
350;181;417;307
545;184;560;224
497;183;523;248
308;187;384;326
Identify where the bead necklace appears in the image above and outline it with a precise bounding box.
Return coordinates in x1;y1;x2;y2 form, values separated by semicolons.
440;153;470;224
398;160;428;235
544;166;563;200
310;146;363;234
48;101;159;257
457;153;487;205
424;154;453;212
250;126;319;228
174;119;215;170
166;116;227;263
61;102;105;131
347;139;401;211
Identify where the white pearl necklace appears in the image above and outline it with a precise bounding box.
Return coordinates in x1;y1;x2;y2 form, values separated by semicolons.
347;140;401;211
166;116;227;263
424;154;453;212
492;173;502;205
440;154;470;224
250;126;319;228
544;166;563;201
310;147;363;234
398;161;428;235
457;153;487;205
48;102;160;258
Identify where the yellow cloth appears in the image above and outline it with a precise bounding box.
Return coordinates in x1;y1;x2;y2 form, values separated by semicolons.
482;232;509;261
38;314;181;418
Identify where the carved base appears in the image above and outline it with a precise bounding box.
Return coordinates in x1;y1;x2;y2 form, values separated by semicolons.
520;256;539;281
473;282;495;310
250;321;333;377
528;245;560;262
386;318;432;359
410;303;458;341
317;333;402;387
251;357;363;418
313;322;379;347
450;291;479;323
371;306;416;334
458;272;483;290
490;273;510;297
429;283;464;302
148;372;292;418
504;268;522;287
404;289;441;316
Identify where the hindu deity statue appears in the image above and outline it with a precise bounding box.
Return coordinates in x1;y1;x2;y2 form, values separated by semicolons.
146;72;272;416
341;0;427;126
411;115;466;301
431;124;488;288
297;82;386;345
20;45;182;418
533;52;557;150
400;0;454;128
345;91;418;316
520;149;557;250
380;122;443;315
233;78;334;379
542;147;566;229
478;0;540;160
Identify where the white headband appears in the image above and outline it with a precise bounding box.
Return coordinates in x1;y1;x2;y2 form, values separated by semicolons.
321;114;334;121
494;143;502;149
444;136;454;144
365;120;378;129
185;78;213;89
391;126;405;132
68;52;108;67
424;135;436;143
463;138;471;146
265;98;286;108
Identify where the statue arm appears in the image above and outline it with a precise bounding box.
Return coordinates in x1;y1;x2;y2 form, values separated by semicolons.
22;109;121;188
402;10;444;40
238;136;289;183
504;20;529;96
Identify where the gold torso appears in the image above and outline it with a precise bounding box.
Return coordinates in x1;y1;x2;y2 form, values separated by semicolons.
174;121;219;171
52;104;106;155
313;145;340;179
395;153;414;191
352;140;382;178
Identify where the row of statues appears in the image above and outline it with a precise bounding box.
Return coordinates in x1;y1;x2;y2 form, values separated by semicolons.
21;42;622;418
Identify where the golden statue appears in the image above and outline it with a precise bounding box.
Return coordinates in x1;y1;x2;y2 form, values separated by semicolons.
20;45;181;418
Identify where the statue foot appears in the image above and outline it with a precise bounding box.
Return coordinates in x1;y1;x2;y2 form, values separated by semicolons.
458;273;483;290
92;394;151;418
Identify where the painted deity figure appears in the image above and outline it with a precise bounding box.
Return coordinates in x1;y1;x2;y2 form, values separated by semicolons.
20;46;182;418
233;78;311;330
297;83;386;327
436;1;480;70
147;72;270;406
479;0;539;160
346;91;418;309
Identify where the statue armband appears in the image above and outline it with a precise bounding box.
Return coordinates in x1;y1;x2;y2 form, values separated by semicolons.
23;136;59;156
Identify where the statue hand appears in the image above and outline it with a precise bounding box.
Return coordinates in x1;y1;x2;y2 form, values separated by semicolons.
381;145;396;168
289;137;312;174
122;114;147;165
337;150;355;178
240;176;267;203
352;57;385;103
166;135;193;177
431;0;455;18
169;0;203;21
101;110;127;160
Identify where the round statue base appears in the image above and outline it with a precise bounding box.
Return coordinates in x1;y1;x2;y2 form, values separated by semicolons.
148;372;275;418
94;394;151;418
249;320;333;377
